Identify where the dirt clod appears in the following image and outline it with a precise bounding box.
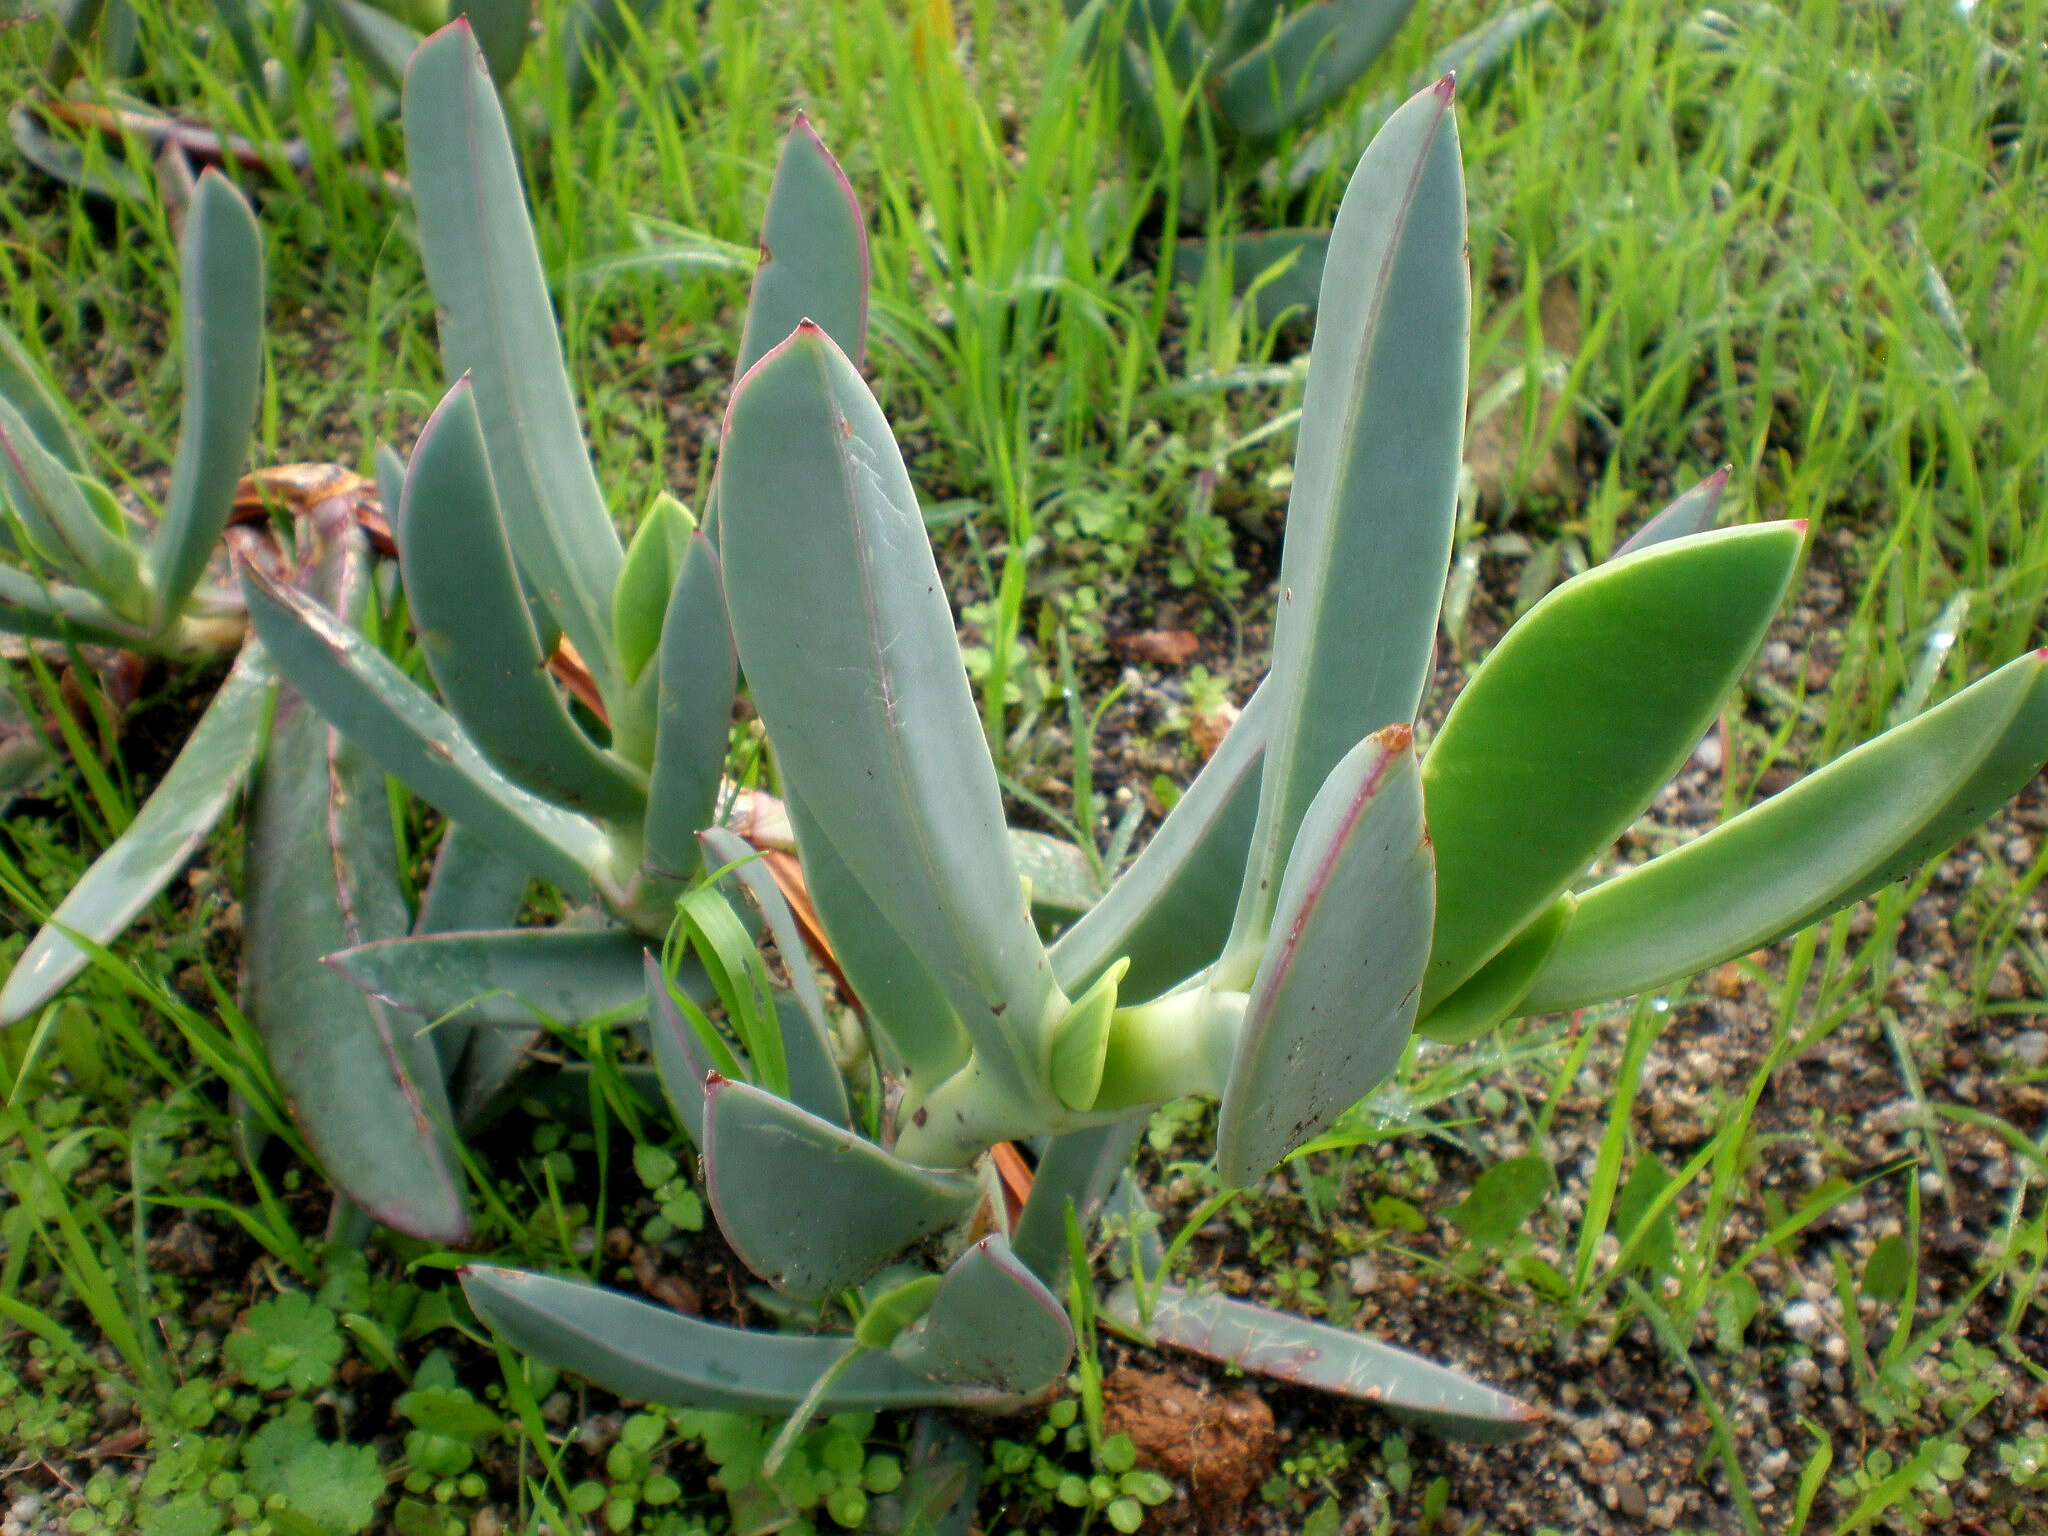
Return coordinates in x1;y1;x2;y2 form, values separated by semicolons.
1102;1368;1276;1533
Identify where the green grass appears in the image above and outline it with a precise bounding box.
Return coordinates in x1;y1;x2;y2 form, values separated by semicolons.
0;0;2046;1532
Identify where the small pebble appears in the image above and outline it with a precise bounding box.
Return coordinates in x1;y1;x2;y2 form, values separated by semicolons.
2011;1031;2048;1070
1781;1299;1825;1343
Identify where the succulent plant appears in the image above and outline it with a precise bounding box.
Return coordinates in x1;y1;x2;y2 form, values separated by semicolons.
0;168;279;1024
458;77;2048;1453
0;168;261;662
1063;0;1556;323
12;0;713;200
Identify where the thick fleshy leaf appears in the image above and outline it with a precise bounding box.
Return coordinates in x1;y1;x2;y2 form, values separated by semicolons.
1612;469;1727;558
404;21;624;702
736;117;870;378
1211;0;1284;60
1212;0;1421;142
640;534;735;884
0;642;273;1026
0;399;144;615
0;566;139;646
0;322;85;471
1414;894;1573;1045
1009;828;1099;920
461;1266;1016;1411
703;1075;977;1298
1103;1283;1542;1442
561;0;664;111
241;563;605;894
698;825;848;1128
720;326;1060;1082
149;171;263;626
247;533;466;1243
1219;727;1431;1185
463;0;531;86
1172;231;1327;329
645;952;718;1145
413;822;532;1078
781;790;970;1087
1421;522;1804;1010
1051;683;1268;1003
399;381;644;821
612;492;693;687
315;0;422;89
1224;83;1465;977
1523;650;2048;1012
890;1237;1073;1396
327;925;649;1029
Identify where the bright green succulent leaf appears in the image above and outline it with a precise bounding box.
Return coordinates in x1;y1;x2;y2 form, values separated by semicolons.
1219;726;1432;1186
1052;683;1267;1004
149;170;264;628
461;1266;1020;1412
890;1238;1073;1397
1212;0;1422;143
241;563;605;895
1522;649;2048;1013
1010;1117;1150;1287
1104;1282;1541;1442
0;641;273;1027
612;492;694;686
640;533;735;884
699;825;849;1128
780;790;971;1089
1421;521;1804;1011
1049;957;1126;1112
720;326;1060;1082
0;398;145;617
1426;0;1557;106
404;20;625;704
736;116;870;378
314;0;422;88
247;535;467;1244
398;381;645;822
1414;894;1573;1046
855;1275;944;1351
0;565;139;647
1613;469;1727;558
0;321;86;471
1225;83;1465;978
703;1075;978;1298
462;0;531;86
326;925;650;1030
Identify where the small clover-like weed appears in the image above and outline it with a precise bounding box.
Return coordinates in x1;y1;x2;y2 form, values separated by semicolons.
633;1143;707;1241
988;1398;1173;1535
227;1292;344;1394
680;1408;901;1534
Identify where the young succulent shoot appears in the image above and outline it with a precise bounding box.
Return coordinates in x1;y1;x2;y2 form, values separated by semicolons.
0;168;261;660
462;78;2048;1439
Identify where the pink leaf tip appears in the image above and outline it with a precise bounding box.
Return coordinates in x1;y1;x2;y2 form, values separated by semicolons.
1434;73;1457;101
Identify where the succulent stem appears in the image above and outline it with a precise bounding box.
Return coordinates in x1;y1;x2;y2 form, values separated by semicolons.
1091;984;1246;1113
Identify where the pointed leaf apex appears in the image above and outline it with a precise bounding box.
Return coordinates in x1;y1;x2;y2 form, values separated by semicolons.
1435;72;1457;100
705;1070;730;1093
1790;518;1809;534
1381;721;1414;753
